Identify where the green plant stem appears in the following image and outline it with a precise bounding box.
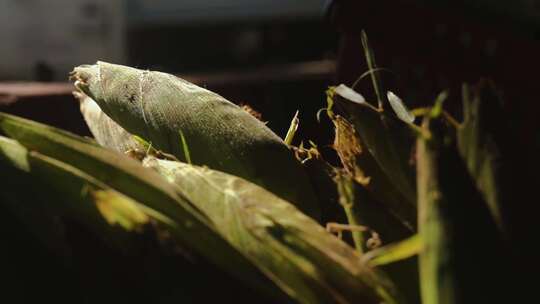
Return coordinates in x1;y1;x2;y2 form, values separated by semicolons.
343;203;365;254
361;30;384;110
335;172;365;253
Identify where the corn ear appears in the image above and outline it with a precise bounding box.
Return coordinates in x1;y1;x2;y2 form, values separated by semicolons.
71;62;320;219
77;92;142;154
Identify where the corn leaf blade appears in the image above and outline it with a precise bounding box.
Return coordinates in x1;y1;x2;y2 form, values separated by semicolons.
363;234;422;267
0;111;289;302
457;83;505;232
143;156;402;304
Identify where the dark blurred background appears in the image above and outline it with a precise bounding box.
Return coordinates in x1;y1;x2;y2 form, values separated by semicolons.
1;0;539;150
0;0;335;144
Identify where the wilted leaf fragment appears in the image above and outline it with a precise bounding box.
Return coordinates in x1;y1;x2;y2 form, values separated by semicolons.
387;91;415;124
332;115;369;186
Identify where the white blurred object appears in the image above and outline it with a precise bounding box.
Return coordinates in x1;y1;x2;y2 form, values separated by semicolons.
334;84;366;105
0;0;125;80
387;91;415;123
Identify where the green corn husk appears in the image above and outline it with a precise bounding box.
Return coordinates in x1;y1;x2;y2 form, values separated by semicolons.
77;92;142;154
0;112;289;302
416;116;512;304
142;156;401;304
71;62;320;219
